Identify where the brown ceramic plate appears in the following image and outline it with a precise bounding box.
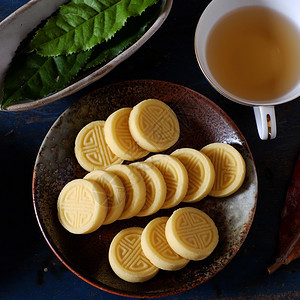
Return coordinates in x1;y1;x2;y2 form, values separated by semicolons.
32;79;257;298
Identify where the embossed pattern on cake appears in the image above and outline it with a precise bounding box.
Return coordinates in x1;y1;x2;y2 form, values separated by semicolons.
165;207;219;260
104;108;149;161
171;148;215;202
146;154;188;209
141;217;189;270
109;227;159;283
129;99;180;152
107;164;146;220
84;170;126;225
75;120;123;172
57;179;108;234
130;161;166;217
201;143;246;197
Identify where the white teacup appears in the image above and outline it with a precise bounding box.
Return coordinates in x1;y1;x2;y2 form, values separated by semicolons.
195;0;300;140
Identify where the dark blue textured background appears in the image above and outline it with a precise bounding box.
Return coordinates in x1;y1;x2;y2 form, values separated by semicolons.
0;1;299;299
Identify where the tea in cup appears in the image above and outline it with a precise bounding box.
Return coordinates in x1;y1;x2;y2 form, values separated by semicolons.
195;0;300;139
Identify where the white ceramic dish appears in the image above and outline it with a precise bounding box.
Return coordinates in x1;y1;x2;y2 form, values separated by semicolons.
0;0;172;111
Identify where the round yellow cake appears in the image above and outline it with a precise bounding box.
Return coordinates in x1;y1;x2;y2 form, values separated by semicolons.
141;217;189;270
75;120;123;172
57;179;108;234
201;143;246;197
129;99;180;152
107;164;146;220
130;161;166;217
104;108;149;161
165;207;219;260
84;170;126;225
171;148;215;202
146;154;188;209
109;227;159;283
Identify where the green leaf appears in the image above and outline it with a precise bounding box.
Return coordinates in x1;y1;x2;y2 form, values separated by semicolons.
1;1;162;109
1;50;91;109
30;0;158;56
83;0;159;70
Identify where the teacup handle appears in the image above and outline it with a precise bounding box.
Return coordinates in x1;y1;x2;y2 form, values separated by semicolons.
253;106;277;140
